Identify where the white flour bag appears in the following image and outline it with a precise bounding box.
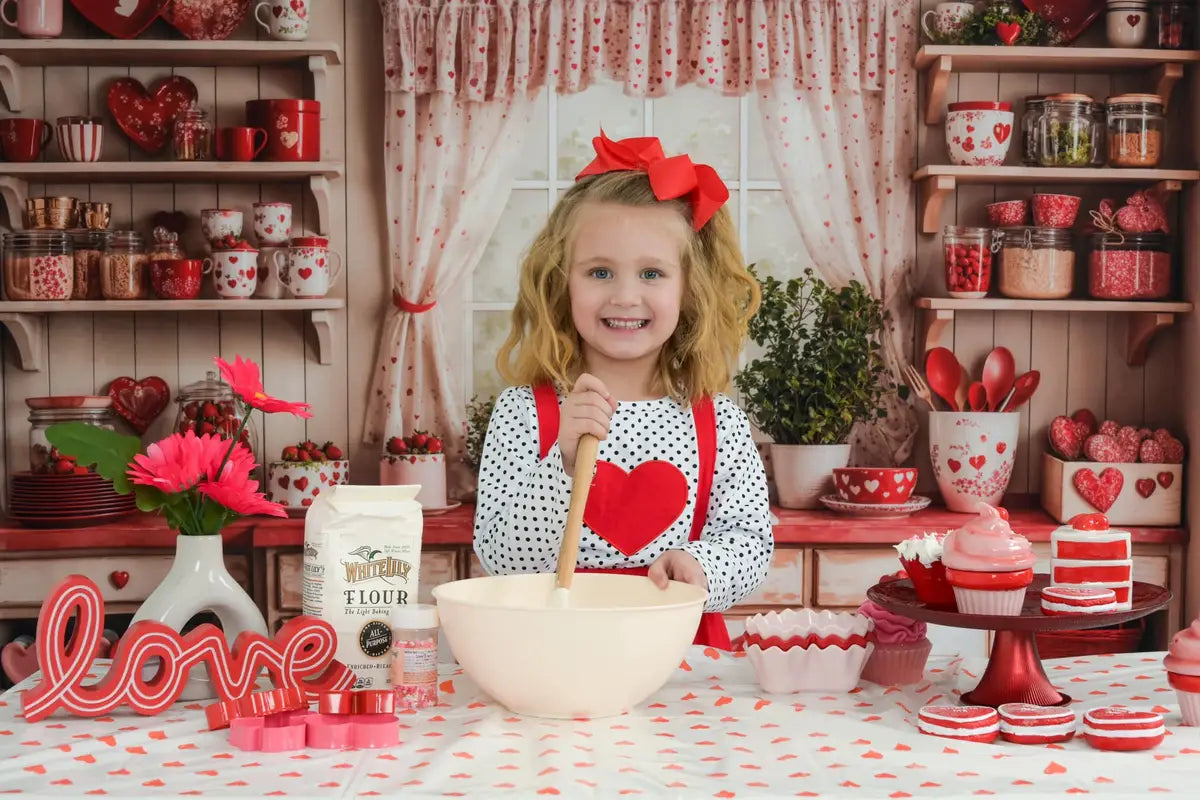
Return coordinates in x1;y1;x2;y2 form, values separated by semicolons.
303;484;424;689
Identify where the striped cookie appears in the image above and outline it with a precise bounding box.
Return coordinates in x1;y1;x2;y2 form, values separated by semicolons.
998;703;1077;744
918;704;1000;743
1082;707;1164;752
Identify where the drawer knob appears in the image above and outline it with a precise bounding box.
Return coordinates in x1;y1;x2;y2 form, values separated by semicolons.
109;571;130;590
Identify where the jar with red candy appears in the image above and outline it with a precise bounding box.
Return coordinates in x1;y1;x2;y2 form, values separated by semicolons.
173;370;261;479
943;225;997;298
1155;2;1194;49
1087;232;1172;300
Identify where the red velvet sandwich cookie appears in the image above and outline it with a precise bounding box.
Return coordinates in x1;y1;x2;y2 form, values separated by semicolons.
998;703;1078;744
1082;706;1164;751
1040;586;1119;616
917;704;1000;743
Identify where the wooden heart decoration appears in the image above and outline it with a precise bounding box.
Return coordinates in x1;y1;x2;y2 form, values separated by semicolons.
70;0;169;39
1072;467;1124;513
584;460;687;556
1021;0;1105;43
106;76;199;153
162;0;253;40
108;376;171;435
1135;478;1155;498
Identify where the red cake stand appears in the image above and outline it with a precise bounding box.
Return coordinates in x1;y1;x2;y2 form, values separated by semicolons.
866;575;1171;707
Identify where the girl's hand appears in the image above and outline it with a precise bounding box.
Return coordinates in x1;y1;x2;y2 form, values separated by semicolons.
648;549;708;591
559;373;618;477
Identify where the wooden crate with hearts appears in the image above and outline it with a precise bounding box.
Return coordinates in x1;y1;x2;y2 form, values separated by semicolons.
1040;452;1182;526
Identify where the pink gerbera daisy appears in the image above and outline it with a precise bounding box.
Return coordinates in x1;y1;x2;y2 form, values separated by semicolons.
127;431;229;492
215;355;312;418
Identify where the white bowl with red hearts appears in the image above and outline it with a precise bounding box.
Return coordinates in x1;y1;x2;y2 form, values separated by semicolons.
945;101;1014;167
266;459;349;509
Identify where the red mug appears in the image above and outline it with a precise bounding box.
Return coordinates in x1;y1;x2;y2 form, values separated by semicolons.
216;126;268;161
0;117;52;162
151;259;209;300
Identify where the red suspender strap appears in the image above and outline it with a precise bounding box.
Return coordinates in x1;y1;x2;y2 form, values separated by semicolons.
532;382;560;460
688;396;716;542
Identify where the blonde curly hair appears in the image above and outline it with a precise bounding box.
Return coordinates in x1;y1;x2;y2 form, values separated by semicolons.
496;170;760;404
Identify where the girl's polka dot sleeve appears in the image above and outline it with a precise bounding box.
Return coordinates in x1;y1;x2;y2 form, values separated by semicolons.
682;395;774;612
473;386;574;575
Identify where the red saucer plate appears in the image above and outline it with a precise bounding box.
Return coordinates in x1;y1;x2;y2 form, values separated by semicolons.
819;494;931;518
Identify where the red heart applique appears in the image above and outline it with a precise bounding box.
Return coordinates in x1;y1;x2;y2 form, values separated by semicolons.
1073;467;1124;513
294;476;309;491
1135;479;1156;499
1157;471;1174;489
70;0;169;39
106;76;199;153
993;123;1011;144
298;267;313;279
162;0;254;41
109;570;130;589
108;376;170;434
969;455;986;471
584;460;687;556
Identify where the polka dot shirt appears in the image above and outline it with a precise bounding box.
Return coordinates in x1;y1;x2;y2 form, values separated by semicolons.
473;385;774;612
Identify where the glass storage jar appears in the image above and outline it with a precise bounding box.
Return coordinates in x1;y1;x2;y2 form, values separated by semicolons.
1155;1;1195;48
28;402;116;474
1;231;74;301
100;230;149;299
1087;232;1172;299
1106;94;1164;167
1107;1;1151;47
149;226;185;261
173;103;213;161
996;227;1075;300
1038;94;1102;167
943;226;998;299
1021;96;1045;166
174;370;261;473
69;230;106;300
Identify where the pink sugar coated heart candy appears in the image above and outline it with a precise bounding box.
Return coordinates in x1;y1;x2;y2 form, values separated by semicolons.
1153;428;1173;444
1049;416;1087;460
1098;420;1121;437
1072;408;1098;436
1139;439;1164;464
1160;437;1184;464
1137;427;1153;442
1084;434;1122;463
1098;198;1118;220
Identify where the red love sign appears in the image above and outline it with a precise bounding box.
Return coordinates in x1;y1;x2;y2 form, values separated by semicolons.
106;76;199;154
70;0;169;39
108;375;170;434
162;0;253;40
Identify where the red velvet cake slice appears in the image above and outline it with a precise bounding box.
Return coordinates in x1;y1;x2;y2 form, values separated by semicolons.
1040;585;1119;616
998;703;1078;744
1082;707;1165;751
917;704;1000;743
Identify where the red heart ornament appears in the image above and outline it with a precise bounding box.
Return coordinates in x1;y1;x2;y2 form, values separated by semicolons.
584;460;687;556
162;0;253;40
1072;467;1124;513
995;21;1021;45
1135;479;1156;498
993;123;1011;144
108;376;170;435
1157;472;1174;489
106;76;199;153
109;571;130;590
1;637;39;686
70;0;169;39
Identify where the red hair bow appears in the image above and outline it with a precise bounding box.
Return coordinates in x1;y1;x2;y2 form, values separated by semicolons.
575;132;729;231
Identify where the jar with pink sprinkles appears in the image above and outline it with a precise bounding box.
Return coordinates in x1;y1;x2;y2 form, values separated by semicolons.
389;604;440;710
1087;232;1172;300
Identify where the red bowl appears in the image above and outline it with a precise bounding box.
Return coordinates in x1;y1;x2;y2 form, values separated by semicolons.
1031;194;1081;228
985;200;1028;227
832;467;917;505
151;259;205;300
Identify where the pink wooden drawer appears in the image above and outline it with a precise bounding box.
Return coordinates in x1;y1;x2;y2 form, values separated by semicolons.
813;548;898;607
738;547;804;607
0;553;249;608
275;549;459;610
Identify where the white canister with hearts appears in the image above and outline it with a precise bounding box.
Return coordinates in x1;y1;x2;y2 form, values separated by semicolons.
252;201;292;245
928;411;1021;513
945;101;1015;167
207;247;260;299
274;236;342;298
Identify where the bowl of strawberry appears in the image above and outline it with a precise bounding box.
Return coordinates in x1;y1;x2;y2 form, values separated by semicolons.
380;431;448;510
265;440;349;510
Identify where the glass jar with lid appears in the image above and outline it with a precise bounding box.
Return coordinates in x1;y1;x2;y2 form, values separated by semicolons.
996;227;1076;299
943;226;999;299
1155;1;1195;49
100;230;149;299
149;226;185;261
1087;232;1172;299
1106;94;1165;167
173;103;213;161
1;231;74;301
27;399;116;474
69;229;106;300
174;370;261;474
1038;93;1102;167
1020;96;1045;166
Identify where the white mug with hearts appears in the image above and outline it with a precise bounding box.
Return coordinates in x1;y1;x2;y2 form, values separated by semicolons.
252;201;292;245
207;247;259;299
254;0;309;41
945;101;1015;167
928;411;1020;513
274;237;342;299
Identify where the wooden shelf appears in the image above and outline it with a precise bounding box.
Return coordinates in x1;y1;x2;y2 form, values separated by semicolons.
916;46;1200;124
0;299;344;372
0;163;340;234
0;40;340;114
916;297;1191;366
914;166;1199;234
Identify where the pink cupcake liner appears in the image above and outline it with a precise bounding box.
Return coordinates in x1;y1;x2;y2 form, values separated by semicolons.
861;638;932;686
1177;690;1200;726
952;586;1025;616
747;643;873;694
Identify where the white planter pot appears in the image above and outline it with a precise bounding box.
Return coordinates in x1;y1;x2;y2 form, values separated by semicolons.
380;453;448;509
770;443;851;509
928;411;1021;512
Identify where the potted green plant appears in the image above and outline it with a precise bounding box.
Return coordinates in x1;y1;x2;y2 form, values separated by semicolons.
735;266;890;509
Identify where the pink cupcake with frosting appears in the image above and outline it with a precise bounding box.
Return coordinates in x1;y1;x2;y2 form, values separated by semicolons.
858;581;932;686
1164;618;1200;726
942;503;1035;616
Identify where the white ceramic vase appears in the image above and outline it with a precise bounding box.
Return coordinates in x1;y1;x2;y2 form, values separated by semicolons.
928;411;1021;512
770;443;851;509
131;533;268;700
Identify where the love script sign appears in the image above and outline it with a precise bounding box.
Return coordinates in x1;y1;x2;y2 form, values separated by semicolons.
21;575;356;722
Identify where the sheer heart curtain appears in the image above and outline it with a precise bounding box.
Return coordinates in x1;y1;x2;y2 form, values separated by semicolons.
368;0;919;496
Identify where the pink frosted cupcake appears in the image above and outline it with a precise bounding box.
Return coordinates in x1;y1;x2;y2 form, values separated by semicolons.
942;503;1035;616
1164;618;1200;726
858;586;932;686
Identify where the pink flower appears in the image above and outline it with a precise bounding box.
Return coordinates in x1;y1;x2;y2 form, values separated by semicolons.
128;431;228;492
215;355;312;418
198;479;287;519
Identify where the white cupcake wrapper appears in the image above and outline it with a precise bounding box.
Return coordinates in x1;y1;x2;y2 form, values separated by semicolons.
747;643;874;694
1178;690;1200;726
952;587;1025;616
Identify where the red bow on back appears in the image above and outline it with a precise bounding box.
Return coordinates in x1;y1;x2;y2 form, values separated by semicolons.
575;132;730;231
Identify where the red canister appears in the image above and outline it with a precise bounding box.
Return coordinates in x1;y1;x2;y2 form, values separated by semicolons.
245;99;321;162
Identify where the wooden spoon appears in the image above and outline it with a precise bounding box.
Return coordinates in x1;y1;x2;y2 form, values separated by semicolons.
550;433;600;608
982;346;1016;412
924;347;963;412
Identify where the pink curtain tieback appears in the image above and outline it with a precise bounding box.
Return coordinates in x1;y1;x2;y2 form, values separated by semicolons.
392;289;437;313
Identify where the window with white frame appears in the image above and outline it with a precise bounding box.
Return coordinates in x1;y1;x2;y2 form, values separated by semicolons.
465;81;806;404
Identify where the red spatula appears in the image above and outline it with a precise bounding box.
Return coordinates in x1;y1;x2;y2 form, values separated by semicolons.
1000;371;1041;412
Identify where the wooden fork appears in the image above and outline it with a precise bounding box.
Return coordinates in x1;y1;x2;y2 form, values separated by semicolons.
902;363;937;411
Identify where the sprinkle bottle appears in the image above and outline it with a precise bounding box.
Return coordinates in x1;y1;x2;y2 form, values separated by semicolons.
389;604;439;710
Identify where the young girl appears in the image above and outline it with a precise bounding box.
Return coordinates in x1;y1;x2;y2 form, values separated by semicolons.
473;132;773;649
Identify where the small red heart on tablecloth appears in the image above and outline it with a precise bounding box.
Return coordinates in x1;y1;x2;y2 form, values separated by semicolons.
993;123;1011;144
584;460;687;556
1157;472;1174;488
106;76;199;154
969;455;986;471
294;476;309;491
162;0;254;41
947;459;961;473
108;376;170;435
70;0;169;38
1073;467;1124;513
995;21;1021;45
109;571;129;589
1135;479;1156;498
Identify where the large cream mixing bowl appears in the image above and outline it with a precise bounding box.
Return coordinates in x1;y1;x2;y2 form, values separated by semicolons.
432;572;706;718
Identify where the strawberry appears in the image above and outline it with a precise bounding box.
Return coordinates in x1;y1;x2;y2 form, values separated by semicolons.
427;437;443;454
302;440;319;453
282;445;301;462
183;401;200;420
296;449;313;462
411;432;428;449
55;459;75;474
386;436;406;455
323;442;344;460
73;466;90;475
201;401;219;420
198;421;216;435
310;449;327;462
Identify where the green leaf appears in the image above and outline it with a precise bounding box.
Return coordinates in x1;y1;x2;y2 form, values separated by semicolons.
45;423;142;494
135;485;167;512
